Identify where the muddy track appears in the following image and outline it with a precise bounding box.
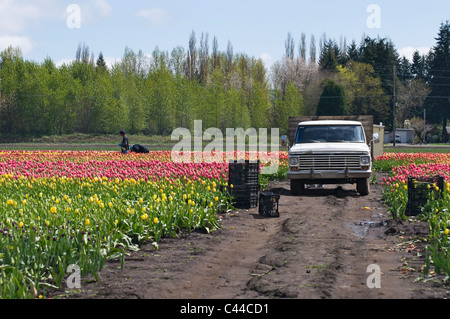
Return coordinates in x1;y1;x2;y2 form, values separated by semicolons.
54;174;449;300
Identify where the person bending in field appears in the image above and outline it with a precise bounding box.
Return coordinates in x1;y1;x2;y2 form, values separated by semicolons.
130;144;149;154
119;130;129;154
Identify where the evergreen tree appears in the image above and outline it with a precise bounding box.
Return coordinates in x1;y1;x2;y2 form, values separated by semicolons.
398;56;412;82
96;52;108;73
318;40;339;71
425;21;450;142
411;50;426;79
347;41;359;62
358;36;399;130
316;79;347;116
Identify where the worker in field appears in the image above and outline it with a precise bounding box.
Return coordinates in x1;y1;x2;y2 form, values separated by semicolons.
119;130;129;154
130;144;150;154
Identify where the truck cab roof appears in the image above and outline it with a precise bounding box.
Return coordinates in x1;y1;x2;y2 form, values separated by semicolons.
298;120;363;126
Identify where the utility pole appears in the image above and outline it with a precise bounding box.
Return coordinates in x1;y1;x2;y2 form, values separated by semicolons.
393;65;396;147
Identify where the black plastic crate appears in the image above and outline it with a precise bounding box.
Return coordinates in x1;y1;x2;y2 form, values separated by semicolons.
259;192;280;218
406;175;444;216
228;183;259;192
228;160;260;186
227;184;258;199
233;196;258;209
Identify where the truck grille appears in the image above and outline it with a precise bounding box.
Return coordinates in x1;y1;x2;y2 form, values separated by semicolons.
298;155;361;170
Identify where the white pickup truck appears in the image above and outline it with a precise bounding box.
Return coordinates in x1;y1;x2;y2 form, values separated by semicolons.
287;120;376;196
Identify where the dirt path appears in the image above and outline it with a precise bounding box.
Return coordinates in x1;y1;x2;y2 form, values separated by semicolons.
55;175;449;299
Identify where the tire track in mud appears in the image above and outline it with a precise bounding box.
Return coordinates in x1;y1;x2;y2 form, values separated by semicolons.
242;184;395;299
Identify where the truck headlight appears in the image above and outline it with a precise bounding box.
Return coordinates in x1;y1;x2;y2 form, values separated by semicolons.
289;157;299;166
360;156;371;165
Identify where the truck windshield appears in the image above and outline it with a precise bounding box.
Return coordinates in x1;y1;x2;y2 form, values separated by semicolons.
295;125;366;144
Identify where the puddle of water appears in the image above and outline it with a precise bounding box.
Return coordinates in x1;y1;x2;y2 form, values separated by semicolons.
350;221;387;238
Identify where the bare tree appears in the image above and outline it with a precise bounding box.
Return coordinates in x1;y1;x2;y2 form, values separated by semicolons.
285;32;295;60
396;79;430;127
410;116;434;144
299;33;306;61
226;40;234;74
212;35;220;70
318;33;327;59
75;42;91;64
186;31;197;81
199;32;209;84
310;34;317;64
271;55;319;98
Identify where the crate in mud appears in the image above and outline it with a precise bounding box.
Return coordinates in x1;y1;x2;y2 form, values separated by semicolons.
406;175;444;216
228;160;260;186
232;196;259;209
227;183;259;209
259;192;280;218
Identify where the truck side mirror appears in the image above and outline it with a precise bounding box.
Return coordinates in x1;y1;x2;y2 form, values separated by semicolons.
372;133;380;144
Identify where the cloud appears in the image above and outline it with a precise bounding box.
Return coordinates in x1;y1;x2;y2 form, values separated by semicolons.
0;0;66;33
103;56;121;68
136;8;172;25
0;36;35;54
92;0;112;17
398;46;431;61
260;53;274;69
0;0;44;33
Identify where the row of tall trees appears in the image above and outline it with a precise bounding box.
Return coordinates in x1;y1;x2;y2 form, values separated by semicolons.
0;23;449;140
0;35;272;136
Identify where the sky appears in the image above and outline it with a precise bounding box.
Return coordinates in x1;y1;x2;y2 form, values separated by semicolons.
0;0;449;69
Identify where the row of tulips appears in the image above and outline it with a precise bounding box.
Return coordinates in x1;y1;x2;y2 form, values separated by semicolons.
0;150;289;163
374;152;450;280
2;150;275;299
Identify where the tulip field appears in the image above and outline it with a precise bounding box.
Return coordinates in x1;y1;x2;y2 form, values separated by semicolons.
374;152;450;280
0;150;288;299
5;147;450;297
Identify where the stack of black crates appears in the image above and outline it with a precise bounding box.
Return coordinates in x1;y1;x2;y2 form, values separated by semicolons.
227;160;259;209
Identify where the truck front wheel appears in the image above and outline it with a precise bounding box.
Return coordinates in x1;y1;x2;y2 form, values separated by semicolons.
357;178;370;196
291;180;305;196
